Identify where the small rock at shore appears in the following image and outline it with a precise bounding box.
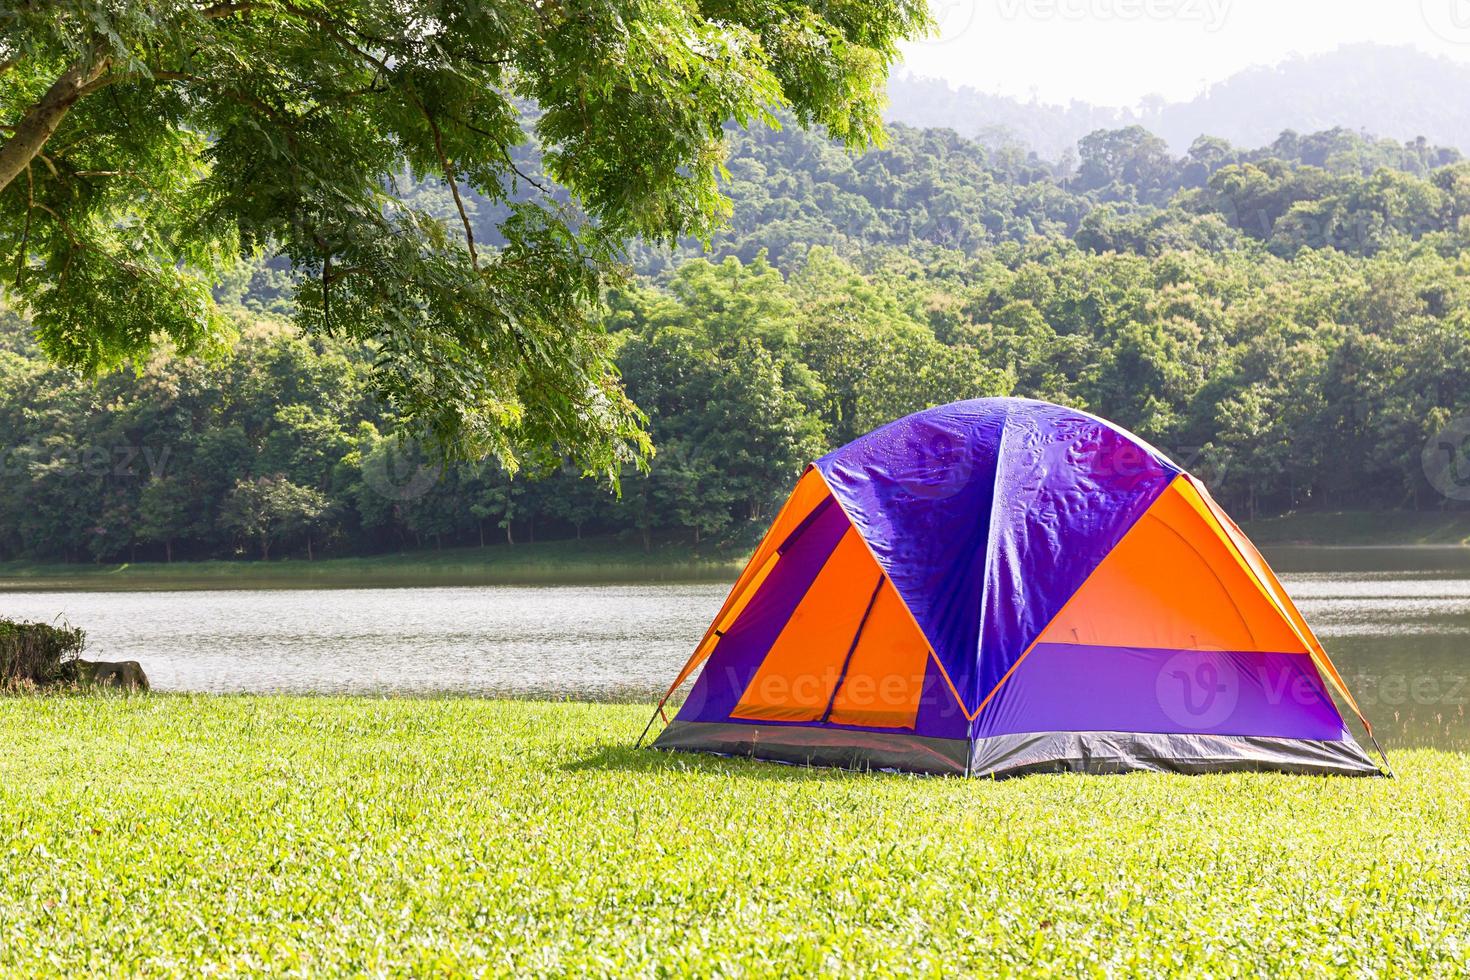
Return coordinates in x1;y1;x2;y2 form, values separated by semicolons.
75;660;150;692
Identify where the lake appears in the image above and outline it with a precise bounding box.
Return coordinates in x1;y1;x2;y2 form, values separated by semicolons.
2;546;1467;751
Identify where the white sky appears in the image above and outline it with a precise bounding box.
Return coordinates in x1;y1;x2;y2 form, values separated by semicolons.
899;0;1470;106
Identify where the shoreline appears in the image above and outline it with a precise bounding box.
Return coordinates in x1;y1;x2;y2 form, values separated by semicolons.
0;510;1466;591
0;537;746;592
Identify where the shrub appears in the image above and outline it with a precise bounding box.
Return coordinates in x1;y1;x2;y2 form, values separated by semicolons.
0;619;86;688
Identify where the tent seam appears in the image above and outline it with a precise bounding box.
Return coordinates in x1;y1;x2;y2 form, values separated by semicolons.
811;467;981;722
727;525;864;717
968;405;1012;753
968;471;1183;728
820;574;887;724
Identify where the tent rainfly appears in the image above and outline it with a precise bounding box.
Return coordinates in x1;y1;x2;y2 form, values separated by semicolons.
641;398;1388;778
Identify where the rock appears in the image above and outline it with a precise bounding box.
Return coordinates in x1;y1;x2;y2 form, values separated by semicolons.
74;660;150;691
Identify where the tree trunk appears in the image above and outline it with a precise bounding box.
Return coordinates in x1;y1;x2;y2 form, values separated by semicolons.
261;538;271;561
478;522;485;548
307;535;314;561
574;523;582;541
164;540;173;564
504;521;515;546
0;56;111;193
641;525;651;553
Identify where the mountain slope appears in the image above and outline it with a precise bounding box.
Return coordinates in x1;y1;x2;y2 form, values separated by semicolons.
889;44;1470;157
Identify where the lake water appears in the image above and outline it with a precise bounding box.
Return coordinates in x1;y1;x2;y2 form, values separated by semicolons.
2;547;1467;751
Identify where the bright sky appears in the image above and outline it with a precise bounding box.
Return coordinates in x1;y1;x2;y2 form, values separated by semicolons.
899;0;1470;106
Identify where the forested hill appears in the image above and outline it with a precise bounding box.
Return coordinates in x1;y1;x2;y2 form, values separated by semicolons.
630;118;1467;274
3;114;1469;565
889;44;1470;157
231;110;1470;300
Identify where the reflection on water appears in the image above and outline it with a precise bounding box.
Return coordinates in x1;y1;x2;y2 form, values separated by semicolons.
2;548;1466;752
1278;576;1469;753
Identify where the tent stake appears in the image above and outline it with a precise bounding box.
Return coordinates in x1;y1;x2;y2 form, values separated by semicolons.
634;700;665;749
634;710;657;749
1369;732;1394;778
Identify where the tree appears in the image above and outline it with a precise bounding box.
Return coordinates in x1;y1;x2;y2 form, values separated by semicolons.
468;463;525;547
1076;126;1176;204
541;472;611;542
136;477;196;562
219;475;329;560
259;404;352;490
0;0;930;472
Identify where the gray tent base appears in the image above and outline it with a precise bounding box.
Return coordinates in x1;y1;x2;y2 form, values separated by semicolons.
652;721;968;775
969;730;1382;778
651;721;1384;778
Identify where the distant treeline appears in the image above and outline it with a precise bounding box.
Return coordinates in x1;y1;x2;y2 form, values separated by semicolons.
886;45;1470;159
3;119;1468;563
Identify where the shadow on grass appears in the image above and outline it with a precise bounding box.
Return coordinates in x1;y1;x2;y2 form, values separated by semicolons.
562;743;887;781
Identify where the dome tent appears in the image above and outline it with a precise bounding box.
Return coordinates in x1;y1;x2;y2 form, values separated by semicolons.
641;398;1388;778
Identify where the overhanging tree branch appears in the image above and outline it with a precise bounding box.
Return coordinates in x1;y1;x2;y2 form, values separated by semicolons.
0;55;111;193
415;98;480;271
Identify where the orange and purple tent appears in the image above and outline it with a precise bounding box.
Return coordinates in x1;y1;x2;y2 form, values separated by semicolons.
642;398;1388;778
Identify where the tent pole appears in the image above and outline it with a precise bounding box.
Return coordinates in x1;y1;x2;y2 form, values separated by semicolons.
819;575;886;724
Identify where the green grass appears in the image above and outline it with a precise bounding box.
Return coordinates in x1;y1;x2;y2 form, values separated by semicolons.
1;696;1467;975
1242;510;1470;547
0;538;745;592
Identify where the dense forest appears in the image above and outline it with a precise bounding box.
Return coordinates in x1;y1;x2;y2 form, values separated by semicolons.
2;113;1468;564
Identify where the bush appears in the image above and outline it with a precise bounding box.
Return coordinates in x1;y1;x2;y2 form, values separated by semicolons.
0;619;86;688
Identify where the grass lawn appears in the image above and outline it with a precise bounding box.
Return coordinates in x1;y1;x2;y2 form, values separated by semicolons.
1;696;1467;975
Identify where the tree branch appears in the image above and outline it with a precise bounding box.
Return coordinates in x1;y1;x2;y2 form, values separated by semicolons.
0;55;111;194
413;95;480;271
507;158;549;195
14;164;33;286
443;111;551;196
196;1;274;19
